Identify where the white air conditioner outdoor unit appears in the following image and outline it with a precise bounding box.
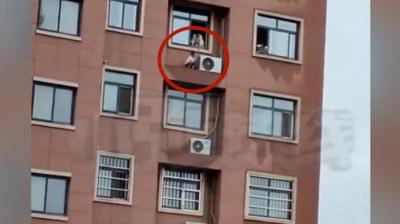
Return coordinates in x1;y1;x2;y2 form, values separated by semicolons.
199;55;222;74
189;138;211;156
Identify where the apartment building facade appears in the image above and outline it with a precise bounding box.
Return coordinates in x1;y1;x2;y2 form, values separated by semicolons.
30;0;326;224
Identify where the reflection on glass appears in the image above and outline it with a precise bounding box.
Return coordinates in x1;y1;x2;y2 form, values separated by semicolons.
59;0;79;35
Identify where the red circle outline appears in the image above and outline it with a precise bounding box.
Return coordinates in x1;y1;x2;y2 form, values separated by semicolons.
157;26;230;94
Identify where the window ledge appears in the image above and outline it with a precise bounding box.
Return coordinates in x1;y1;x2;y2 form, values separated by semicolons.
93;197;132;206
36;29;82;42
106;27;143;37
168;42;212;55
249;133;299;144
158;207;203;217
252;53;302;65
245;215;293;224
163;124;208;135
31;120;76;131
100;112;138;121
31;213;68;222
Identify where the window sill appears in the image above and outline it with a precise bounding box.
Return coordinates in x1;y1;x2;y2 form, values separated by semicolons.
163;124;208;135
158;207;203;217
252;53;302;65
168;42;212;55
245;215;293;224
106;27;143;37
249;133;299;144
100;112;138;121
31;120;76;131
31;213;68;222
36;29;82;42
93;197;132;206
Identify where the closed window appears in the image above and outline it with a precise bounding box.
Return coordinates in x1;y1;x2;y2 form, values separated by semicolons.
245;172;296;223
108;0;142;32
250;92;297;140
37;0;82;36
32;82;76;125
254;11;301;60
102;69;138;116
159;166;203;214
165;88;206;131
171;6;210;50
31;173;69;216
95;152;134;203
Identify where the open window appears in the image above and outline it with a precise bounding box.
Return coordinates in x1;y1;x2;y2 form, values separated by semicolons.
94;151;135;205
171;6;211;50
167;1;229;55
100;66;140;120
253;10;303;63
249;90;300;143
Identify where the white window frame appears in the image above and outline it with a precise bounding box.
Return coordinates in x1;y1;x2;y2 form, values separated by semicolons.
105;0;146;36
158;167;205;216
248;89;301;144
31;168;71;222
100;65;141;121
31;76;78;131
163;87;210;135
35;0;83;41
244;171;297;224
93;151;135;205
252;9;304;64
168;4;215;54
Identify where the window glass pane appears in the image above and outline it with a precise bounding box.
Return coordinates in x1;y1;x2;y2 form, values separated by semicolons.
251;108;272;135
256;15;276;28
59;0;79;35
103;84;118;112
187;93;203;101
191;13;208;22
53;88;73;124
109;0;123;28
273;111;283;136
268;30;290;57
39;0;60;31
249;207;268;217
45;178;67;214
185;101;202;129
289;34;297;59
105;71;134;85
167;98;185;126
167;89;185;98
172;18;190;45
253;95;272;107
118;87;133;114
33;84;54;121
173;10;190;18
31;176;46;212
123;3;138;30
278;20;297;32
274;99;294;111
